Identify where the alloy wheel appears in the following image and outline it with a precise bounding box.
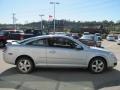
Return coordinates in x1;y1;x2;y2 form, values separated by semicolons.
17;58;33;73
91;59;105;73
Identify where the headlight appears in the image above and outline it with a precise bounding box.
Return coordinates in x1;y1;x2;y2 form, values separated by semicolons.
109;52;117;59
109;52;114;56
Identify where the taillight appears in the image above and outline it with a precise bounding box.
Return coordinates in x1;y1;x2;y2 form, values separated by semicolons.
20;35;24;40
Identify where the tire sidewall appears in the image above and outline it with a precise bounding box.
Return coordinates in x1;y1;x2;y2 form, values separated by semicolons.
16;57;34;74
89;58;107;74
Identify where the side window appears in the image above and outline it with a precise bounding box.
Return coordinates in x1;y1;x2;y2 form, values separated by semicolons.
47;37;77;49
26;39;46;46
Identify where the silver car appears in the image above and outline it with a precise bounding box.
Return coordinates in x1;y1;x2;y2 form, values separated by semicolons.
3;35;117;74
106;35;115;41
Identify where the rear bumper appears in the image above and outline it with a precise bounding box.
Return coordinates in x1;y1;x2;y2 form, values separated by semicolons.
96;42;101;47
3;51;16;65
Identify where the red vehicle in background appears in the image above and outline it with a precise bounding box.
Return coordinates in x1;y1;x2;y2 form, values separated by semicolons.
0;30;24;47
0;31;7;47
3;30;24;40
0;29;45;47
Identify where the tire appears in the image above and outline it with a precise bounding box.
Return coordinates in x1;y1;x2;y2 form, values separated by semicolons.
89;58;107;74
16;57;34;74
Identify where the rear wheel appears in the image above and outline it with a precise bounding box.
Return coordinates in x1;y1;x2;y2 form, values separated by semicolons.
89;58;107;74
16;57;34;74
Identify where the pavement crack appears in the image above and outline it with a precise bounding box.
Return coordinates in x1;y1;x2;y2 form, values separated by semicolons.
55;81;60;90
15;82;24;89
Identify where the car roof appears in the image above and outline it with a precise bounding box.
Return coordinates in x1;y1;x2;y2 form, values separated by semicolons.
21;35;73;42
34;35;70;38
18;35;78;45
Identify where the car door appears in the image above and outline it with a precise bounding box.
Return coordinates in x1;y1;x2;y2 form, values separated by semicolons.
25;38;47;65
46;37;86;66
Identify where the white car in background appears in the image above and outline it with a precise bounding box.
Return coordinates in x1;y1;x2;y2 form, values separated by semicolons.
106;35;115;41
3;35;117;74
117;35;120;45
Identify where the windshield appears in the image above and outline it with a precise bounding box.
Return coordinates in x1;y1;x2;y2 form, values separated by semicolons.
108;36;114;37
18;37;35;44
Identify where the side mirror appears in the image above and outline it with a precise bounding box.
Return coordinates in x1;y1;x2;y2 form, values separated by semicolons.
75;45;83;50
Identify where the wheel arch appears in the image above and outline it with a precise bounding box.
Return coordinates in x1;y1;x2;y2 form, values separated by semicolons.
15;55;35;66
88;56;107;68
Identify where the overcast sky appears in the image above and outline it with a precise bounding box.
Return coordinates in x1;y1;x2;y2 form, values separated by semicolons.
0;0;120;24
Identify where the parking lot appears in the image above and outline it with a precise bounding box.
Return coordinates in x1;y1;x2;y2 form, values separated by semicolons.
0;40;120;90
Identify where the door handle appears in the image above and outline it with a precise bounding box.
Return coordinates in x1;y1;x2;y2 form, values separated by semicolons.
49;51;56;54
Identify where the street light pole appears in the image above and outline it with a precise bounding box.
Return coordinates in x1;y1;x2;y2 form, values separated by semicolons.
50;2;60;34
13;13;16;30
39;14;44;30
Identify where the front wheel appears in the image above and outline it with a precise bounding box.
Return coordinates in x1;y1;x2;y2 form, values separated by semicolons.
89;58;107;74
16;57;34;74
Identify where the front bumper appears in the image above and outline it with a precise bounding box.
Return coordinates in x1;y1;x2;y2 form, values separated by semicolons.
108;53;117;67
117;40;120;45
96;42;101;47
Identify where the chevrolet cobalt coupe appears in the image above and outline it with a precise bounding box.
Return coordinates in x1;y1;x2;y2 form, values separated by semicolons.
3;35;117;74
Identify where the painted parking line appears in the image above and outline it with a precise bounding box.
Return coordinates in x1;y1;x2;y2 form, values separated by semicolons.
0;88;16;90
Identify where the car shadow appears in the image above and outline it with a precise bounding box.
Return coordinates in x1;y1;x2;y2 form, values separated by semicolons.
1;67;120;90
107;40;116;42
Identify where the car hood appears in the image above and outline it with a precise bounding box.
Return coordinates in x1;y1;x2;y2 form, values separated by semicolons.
89;46;110;53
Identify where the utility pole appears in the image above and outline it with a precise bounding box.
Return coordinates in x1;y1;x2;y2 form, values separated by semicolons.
13;13;16;30
50;2;60;34
39;14;44;30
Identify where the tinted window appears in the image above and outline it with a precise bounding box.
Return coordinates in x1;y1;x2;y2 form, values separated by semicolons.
0;31;4;35
26;39;46;46
47;37;77;49
109;36;114;37
18;38;34;44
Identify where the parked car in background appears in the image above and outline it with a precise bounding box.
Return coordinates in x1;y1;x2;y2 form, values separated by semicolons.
72;35;79;40
95;36;102;47
23;29;45;39
3;35;117;74
49;32;67;36
79;34;101;47
106;35;115;41
95;33;102;40
1;30;24;40
0;29;46;43
83;32;90;35
117;35;120;45
95;33;101;36
0;31;7;47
